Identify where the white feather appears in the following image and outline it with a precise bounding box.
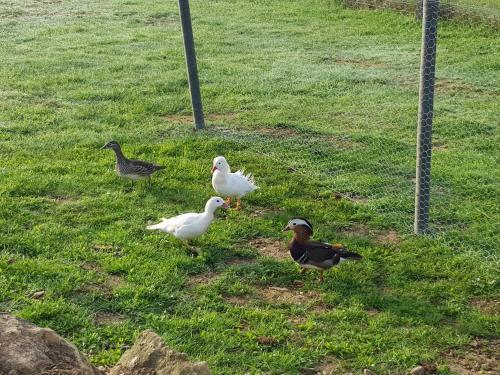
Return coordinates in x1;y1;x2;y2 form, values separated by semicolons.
212;157;259;198
147;197;225;241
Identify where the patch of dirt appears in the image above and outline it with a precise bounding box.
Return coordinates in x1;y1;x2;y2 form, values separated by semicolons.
93;244;121;252
367;308;380;316
332;191;369;203
250;206;284;217
258;286;324;307
81;262;101;271
442;339;500;375
256;336;279;347
470;298;500;316
93;312;127;326
249;238;289;261
108;274;124;289
341;224;402;245
225;295;250;306
186;271;220;286
255;127;358;150
376;230;401;245
161;112;237;124
433;140;448;151
435;78;474;95
77;271;124;297
300;356;344;375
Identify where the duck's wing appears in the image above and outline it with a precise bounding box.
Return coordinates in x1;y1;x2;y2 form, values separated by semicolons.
129;159;165;174
147;212;198;232
306;241;362;262
303;241;340;265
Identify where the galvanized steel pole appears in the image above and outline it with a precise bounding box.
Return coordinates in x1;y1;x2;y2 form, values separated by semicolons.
178;0;205;130
414;0;439;234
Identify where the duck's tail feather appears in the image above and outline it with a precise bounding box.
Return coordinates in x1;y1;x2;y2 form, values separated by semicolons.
237;170;259;190
339;250;362;261
146;220;167;230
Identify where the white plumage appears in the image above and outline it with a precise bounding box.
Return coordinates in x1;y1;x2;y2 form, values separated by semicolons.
146;197;227;241
211;156;258;209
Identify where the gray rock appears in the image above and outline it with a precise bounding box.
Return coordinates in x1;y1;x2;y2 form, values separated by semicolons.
111;330;211;375
0;313;103;375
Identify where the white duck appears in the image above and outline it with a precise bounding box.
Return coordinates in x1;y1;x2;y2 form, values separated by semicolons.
146;197;228;248
211;156;259;210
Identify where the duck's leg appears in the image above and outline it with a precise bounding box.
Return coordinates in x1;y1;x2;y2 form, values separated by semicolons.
184;241;199;257
225;197;232;207
319;271;324;283
236;198;242;211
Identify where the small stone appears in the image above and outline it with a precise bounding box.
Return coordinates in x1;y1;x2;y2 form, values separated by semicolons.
31;291;45;299
363;369;376;375
410;366;426;375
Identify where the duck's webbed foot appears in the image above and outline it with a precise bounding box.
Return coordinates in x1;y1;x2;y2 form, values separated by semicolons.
236;198;242;211
225;197;232;207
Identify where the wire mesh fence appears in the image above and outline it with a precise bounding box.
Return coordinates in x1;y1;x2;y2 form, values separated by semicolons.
176;0;499;258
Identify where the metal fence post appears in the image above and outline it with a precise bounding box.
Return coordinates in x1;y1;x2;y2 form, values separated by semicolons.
178;0;205;130
414;0;439;234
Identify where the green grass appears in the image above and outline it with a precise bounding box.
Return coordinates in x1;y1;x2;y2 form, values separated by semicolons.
0;0;498;374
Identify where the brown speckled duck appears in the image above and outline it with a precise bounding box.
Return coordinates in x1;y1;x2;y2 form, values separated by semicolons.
282;217;362;283
101;141;165;186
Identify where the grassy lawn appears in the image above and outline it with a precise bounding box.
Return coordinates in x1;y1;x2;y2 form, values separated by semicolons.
0;0;498;374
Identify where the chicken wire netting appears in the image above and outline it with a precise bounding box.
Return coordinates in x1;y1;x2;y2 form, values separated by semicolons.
167;0;499;260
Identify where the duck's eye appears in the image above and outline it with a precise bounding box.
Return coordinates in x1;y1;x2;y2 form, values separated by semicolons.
292;223;296;226
216;200;220;203
218;162;221;165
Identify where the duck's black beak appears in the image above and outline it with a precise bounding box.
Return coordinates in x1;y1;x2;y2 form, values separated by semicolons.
101;144;108;150
282;225;291;232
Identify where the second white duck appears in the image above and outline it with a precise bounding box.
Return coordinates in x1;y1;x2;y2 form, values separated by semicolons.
211;156;259;210
146;197;228;248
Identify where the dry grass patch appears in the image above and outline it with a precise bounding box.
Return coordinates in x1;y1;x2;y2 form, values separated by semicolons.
250;205;284;218
442;339;500;375
299;356;344;375
435;78;474;95
93;311;127;326
258;286;324;307
470;298;500;316
224;295;251;307
332;191;369;203
249;238;289;261
161;112;237;124
341;223;402;245
186;271;220;286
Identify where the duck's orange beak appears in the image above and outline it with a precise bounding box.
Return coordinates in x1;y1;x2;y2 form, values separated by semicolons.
222;202;229;209
211;166;217;173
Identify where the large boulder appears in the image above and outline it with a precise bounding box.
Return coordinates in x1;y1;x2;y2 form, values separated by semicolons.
110;330;211;375
0;313;103;375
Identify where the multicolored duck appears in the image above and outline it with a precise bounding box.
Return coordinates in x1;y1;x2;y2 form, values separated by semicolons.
101;141;165;186
282;217;362;283
211;156;259;210
146;197;228;250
